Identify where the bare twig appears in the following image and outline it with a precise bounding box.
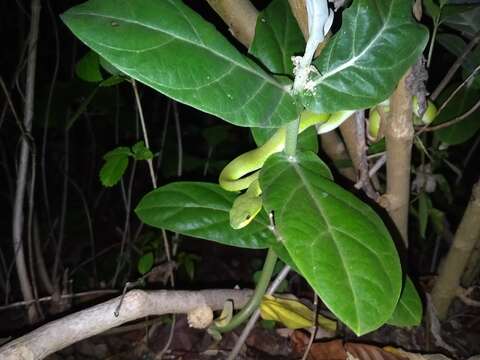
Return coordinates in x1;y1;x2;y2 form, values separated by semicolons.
419;97;480;133
0;289;119;311
226;265;291;360
131;79;157;188
301;294;318;360
11;0;41;323
172;102;183;178
353;111;378;200
431;30;480;101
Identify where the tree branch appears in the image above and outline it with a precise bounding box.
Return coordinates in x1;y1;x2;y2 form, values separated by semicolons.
0;289;253;360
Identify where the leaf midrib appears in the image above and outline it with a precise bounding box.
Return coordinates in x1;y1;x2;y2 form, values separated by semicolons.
312;0;394;86
290;160;361;327
67;10;286;91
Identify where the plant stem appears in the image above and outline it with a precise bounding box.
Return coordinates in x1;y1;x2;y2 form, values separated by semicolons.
214;248;278;333
284;117;300;157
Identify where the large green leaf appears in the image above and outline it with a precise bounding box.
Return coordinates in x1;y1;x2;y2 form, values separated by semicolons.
249;0;305;76
300;0;428;113
135;182;274;249
387;276;423;327
61;0;298;128
441;4;480;37
435;84;480;145
135;181;299;270
260;152;402;335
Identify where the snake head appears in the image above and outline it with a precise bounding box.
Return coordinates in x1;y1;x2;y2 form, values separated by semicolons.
229;192;263;229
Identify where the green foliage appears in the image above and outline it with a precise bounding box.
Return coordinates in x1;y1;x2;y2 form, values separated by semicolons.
138;252;154;275
260;151;402;335
75;51;103;82
300;0;429;114
177;252;202;281
99;141;153;187
135;182;275;249
64;0;429;335
434;84;480;145
387;277;423;327
249;0;305;76
99;147;132;187
132;141;153;160
61;0;298;128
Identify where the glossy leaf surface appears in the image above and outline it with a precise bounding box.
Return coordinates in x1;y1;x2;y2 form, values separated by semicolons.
300;0;428;113
135;182;274;249
62;0;298;128
260;152;401;335
249;0;305;76
99;147;132;187
387;276;423;327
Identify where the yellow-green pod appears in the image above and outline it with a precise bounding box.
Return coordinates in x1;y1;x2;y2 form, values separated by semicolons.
413;97;437;125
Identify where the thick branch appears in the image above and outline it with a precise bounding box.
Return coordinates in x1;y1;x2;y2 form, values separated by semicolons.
380;74;414;247
431;180;480;319
206;0;258;48
0;289;253;360
319;131;356;181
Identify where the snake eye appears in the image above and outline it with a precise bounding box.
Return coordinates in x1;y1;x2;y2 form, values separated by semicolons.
245;215;251;220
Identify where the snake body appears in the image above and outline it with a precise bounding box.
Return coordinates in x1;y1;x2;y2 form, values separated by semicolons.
219;100;438;229
219;110;354;228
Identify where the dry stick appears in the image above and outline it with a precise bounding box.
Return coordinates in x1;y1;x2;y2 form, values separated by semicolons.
11;0;41;323
431;180;480;319
172;102;183;178
26;148;43;319
368;154;386;178
380;74;415;247
302;294;319;360
0;289;119;311
434;64;480;117
431;29;480;101
0;289;253;360
352;111;378;200
52;129;70;286
64;174;97;282
206;0;258;48
421;97;480;133
339;115;362;174
415;64;480;137
111;160;137;287
40;0;61;235
226;265;291;360
131;82;177;358
33;216;55;294
131;80;157;189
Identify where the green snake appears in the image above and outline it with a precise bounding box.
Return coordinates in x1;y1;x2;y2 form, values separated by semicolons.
220;100;437;229
219;110;354;229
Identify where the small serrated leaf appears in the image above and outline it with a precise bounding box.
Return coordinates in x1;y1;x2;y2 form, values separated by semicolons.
132;141;153;160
